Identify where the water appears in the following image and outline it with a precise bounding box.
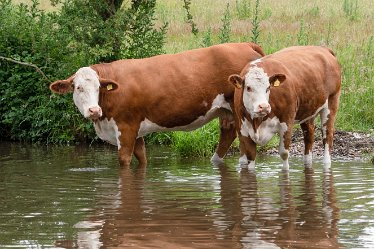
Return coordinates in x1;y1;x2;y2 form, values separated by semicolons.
0;142;373;248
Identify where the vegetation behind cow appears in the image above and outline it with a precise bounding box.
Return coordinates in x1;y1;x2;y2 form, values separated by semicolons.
155;0;374;156
1;0;373;157
0;0;166;143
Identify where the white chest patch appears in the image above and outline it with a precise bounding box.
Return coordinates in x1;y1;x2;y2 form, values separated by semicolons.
138;94;231;137
240;116;287;146
94;118;122;149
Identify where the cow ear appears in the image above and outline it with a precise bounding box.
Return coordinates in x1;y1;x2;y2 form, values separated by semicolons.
49;79;74;94
269;74;286;87
99;78;119;92
228;74;244;89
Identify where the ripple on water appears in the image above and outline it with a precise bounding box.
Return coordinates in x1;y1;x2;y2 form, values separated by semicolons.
0;143;373;248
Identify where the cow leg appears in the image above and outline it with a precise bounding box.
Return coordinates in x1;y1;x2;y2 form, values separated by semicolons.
300;120;315;167
238;135;257;170
133;137;147;167
211;115;236;165
279;126;292;171
117;126;138;167
321;93;340;169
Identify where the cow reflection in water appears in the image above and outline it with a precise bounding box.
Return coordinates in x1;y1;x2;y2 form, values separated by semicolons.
56;166;342;248
216;167;342;249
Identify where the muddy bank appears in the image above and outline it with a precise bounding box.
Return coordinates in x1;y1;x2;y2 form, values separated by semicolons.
266;128;374;162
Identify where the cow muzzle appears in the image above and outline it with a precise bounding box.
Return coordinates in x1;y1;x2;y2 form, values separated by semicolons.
87;106;102;121
255;103;271;117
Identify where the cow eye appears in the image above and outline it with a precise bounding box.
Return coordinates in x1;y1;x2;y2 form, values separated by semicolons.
266;86;270;92
246;86;252;92
76;86;83;92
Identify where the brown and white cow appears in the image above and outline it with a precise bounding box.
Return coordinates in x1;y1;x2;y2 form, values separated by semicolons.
50;42;264;167
229;46;341;170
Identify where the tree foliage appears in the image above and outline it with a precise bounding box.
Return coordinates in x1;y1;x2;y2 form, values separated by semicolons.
0;0;167;143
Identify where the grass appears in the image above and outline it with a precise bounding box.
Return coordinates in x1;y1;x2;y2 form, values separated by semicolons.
155;0;374;128
154;0;374;155
12;0;374;156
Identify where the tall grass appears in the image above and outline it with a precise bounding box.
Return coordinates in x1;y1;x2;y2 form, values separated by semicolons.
11;0;374;156
172;120;220;157
152;0;373;155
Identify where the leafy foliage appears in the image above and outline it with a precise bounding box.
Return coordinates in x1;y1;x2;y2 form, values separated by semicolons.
182;0;199;36
218;3;232;43
250;0;261;43
0;0;166;143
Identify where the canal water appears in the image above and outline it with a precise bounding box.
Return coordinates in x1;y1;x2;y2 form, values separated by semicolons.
0;141;373;248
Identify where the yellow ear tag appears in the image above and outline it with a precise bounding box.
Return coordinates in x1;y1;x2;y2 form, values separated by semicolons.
107;84;113;91
273;79;280;87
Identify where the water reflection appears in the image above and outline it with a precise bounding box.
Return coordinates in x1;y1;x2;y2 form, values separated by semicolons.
59;163;343;248
270;169;342;248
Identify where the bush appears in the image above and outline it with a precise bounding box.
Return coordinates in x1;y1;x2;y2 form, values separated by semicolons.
0;0;167;143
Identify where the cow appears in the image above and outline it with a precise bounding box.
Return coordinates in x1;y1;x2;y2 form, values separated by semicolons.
49;42;265;167
228;46;341;170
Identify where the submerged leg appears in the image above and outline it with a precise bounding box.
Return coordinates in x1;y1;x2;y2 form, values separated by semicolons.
211;114;236;165
134;137;147;167
238;135;257;170
321;93;340;169
117;124;138;167
300;119;315;167
279;125;292;171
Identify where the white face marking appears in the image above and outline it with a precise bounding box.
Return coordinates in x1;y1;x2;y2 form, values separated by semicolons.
243;66;271;119
72;67;102;119
138;94;232;137
250;58;262;65
94;118;122;149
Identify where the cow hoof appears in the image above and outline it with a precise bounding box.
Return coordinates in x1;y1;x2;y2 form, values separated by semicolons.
303;154;313;167
282;160;290;171
211;153;224;166
248;161;256;170
323;162;331;171
238;155;256;170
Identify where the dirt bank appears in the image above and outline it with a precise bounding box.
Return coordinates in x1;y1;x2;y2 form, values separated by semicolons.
266;128;374;162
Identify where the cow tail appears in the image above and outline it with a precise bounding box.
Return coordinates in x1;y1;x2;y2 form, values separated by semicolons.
322;46;336;57
248;42;266;57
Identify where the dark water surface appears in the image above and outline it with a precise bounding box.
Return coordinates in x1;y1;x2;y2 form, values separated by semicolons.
0;142;373;248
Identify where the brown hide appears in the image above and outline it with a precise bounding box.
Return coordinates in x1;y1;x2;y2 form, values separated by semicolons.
92;42;264;128
234;46;341;167
54;42;264;166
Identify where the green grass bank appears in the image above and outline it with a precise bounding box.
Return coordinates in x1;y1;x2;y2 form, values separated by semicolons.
6;0;374;157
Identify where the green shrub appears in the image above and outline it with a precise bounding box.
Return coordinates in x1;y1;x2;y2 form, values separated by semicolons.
0;0;167;143
235;0;251;19
218;3;232;43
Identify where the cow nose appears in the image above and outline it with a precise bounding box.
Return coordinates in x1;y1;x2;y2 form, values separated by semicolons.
88;107;102;119
258;103;271;113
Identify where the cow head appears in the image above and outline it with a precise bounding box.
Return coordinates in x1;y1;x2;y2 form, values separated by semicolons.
229;65;286;119
49;67;119;121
